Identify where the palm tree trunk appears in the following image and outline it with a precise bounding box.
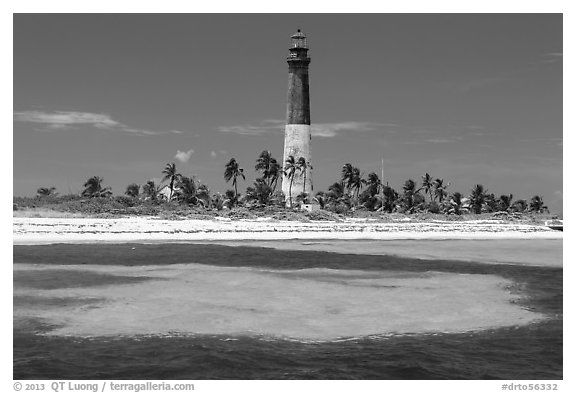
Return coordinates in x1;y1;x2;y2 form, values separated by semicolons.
234;177;238;206
289;178;294;208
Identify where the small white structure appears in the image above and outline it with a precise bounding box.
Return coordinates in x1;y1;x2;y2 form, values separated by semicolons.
300;203;321;212
157;185;172;201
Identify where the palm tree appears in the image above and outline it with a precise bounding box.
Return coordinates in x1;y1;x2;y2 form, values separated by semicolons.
174;176;199;205
162;163;180;201
498;194;514;212
381;185;398;213
81;176;112;198
485;193;499;213
255;150;275;187
529;195;548;213
314;191;327;209
211;193;225;210
512;199;528;213
349;167;364;201
245;178;273;205
142;180;160;201
448;192;465;215
37;187;57;197
296;157;311;198
327;182;345;200
401;179;421;213
125;183;140;198
421;173;434;201
224;158;245;205
469;184;487;214
433;178;448;203
268;158;282;193
224;189;236;209
365;173;381;197
196;184;211;207
341;163;354;193
358;173;381;210
283;155;298;207
325;181;352;212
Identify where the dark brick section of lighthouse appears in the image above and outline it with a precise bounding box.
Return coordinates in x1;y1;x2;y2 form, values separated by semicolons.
286;30;311;125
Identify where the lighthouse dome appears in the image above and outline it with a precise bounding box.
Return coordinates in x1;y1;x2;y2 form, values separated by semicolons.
290;29;307;48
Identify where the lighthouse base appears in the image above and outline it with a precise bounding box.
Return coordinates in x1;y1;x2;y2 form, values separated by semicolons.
282;124;313;205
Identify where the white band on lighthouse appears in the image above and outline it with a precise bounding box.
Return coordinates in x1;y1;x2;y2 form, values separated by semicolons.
282;124;313;200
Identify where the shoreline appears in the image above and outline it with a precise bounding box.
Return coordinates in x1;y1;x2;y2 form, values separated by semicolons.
13;216;562;245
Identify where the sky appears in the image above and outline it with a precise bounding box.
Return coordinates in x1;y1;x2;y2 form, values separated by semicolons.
13;13;563;213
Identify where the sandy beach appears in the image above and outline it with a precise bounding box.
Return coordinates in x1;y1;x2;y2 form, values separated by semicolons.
13;216;562;244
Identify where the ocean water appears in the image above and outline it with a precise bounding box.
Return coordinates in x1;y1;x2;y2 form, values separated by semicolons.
13;242;562;379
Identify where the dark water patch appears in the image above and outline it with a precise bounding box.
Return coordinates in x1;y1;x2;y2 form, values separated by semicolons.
14;295;105;308
14;269;157;290
14;317;64;335
13;321;562;380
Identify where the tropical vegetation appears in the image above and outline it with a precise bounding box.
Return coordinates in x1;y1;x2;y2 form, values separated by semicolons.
15;151;556;220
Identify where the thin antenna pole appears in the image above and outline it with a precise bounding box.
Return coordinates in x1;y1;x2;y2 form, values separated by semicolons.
381;157;384;213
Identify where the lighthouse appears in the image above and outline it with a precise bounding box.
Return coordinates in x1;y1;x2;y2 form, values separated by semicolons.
282;29;313;203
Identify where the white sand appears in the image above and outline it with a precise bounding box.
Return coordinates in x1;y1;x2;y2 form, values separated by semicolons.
14;263;542;340
13;217;562;245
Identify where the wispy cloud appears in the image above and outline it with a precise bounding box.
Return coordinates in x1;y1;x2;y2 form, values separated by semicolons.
312;122;397;137
217;124;277;136
210;150;228;158
14;110;182;136
404;136;464;145
518;137;562;148
540;52;563;64
423;137;463;144
218;120;397;138
174;149;194;163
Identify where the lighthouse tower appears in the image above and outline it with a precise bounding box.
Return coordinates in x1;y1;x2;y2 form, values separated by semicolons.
282;29;313;202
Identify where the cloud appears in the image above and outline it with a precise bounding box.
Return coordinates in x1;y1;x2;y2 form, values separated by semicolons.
174;149;194;163
423;137;463;144
217;119;285;136
210;149;228;158
312;122;397;137
14;110;182;136
218;120;397;138
540;53;563;64
403;136;463;145
518;137;562;148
